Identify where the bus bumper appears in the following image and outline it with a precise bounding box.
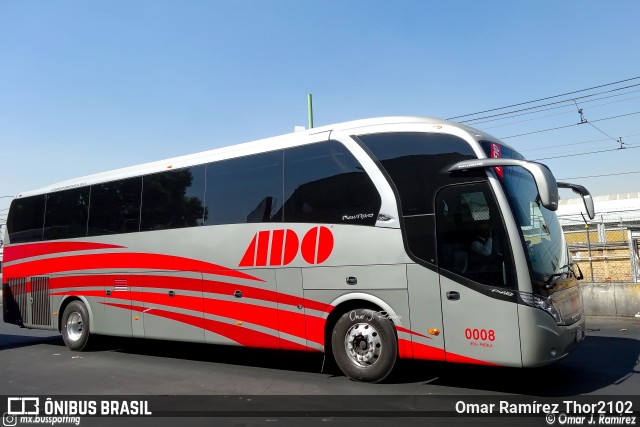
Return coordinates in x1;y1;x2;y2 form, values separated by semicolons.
519;305;586;367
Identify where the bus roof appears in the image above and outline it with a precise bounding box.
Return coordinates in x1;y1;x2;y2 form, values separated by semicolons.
14;116;499;199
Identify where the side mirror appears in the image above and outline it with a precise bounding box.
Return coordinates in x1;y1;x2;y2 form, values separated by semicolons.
447;158;559;211
557;182;596;220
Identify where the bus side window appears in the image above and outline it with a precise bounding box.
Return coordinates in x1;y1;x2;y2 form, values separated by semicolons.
283;141;381;225
204;150;283;225
141;165;207;231
89;177;142;235
43;187;90;241
435;183;513;288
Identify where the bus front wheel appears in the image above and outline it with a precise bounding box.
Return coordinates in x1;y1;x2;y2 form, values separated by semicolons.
61;301;91;351
331;308;397;383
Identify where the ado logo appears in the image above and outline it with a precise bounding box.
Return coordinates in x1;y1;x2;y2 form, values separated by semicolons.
239;226;334;267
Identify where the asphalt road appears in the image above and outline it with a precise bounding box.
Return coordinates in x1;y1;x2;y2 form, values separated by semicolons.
1;313;638;426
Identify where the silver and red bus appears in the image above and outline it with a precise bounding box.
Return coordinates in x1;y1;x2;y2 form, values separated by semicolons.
2;116;595;382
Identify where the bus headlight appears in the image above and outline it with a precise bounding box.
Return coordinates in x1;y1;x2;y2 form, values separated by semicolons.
520;293;565;325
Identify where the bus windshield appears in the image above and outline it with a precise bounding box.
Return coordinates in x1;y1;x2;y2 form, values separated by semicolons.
481;141;568;290
502;166;567;280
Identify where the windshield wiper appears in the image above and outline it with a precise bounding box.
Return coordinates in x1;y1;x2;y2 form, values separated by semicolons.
544;264;574;289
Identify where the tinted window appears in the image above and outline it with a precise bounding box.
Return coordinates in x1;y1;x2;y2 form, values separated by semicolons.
43;187;90;240
205;151;283;225
358;132;477;216
435;183;514;288
283;140;380;225
88;177;142;236
141;165;207;231
403;215;436;264
357;132;480;264
7;195;46;243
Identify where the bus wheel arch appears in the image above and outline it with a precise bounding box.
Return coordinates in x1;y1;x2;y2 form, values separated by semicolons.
58;296;95;332
58;297;93;351
325;298;399;383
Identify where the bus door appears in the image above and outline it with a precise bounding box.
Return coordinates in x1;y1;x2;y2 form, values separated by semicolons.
435;183;523;367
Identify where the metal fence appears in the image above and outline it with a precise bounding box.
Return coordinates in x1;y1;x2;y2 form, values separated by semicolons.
559;211;640;283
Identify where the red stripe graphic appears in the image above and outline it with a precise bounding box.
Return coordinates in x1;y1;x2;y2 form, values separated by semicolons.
4;252;263;282
3;242;125;264
102;303;494;363
398;338;413;359
304;315;326;346
411;341;446;362
103;302;313;351
48;274;332;313
396;325;432;340
204;281;331;314
49;276;100;291
51;290;109;299
202;296;278;330
52;288;326;346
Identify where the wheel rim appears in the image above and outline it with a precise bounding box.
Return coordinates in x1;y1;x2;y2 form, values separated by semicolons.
66;312;84;342
344;322;382;368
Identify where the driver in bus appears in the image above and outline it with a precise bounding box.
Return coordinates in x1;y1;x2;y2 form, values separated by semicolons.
471;223;493;257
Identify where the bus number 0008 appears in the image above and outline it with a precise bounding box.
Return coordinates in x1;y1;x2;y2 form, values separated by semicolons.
464;328;495;341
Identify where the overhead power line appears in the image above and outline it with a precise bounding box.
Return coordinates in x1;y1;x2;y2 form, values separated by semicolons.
558;170;640;180
532;144;640;161
521;137;608;152
519;133;640;153
444;78;640;165
501;123;578;139
573;99;618;143
480;91;640;129
462;83;640;125
447;76;640;121
500;110;640;139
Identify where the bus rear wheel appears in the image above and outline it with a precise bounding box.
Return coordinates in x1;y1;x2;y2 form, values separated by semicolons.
331;308;397;383
61;301;91;351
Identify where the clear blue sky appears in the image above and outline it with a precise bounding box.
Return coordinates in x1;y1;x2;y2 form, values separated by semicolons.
1;1;639;227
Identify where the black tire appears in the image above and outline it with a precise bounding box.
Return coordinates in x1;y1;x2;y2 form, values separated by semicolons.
331;308;397;383
61;301;91;351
